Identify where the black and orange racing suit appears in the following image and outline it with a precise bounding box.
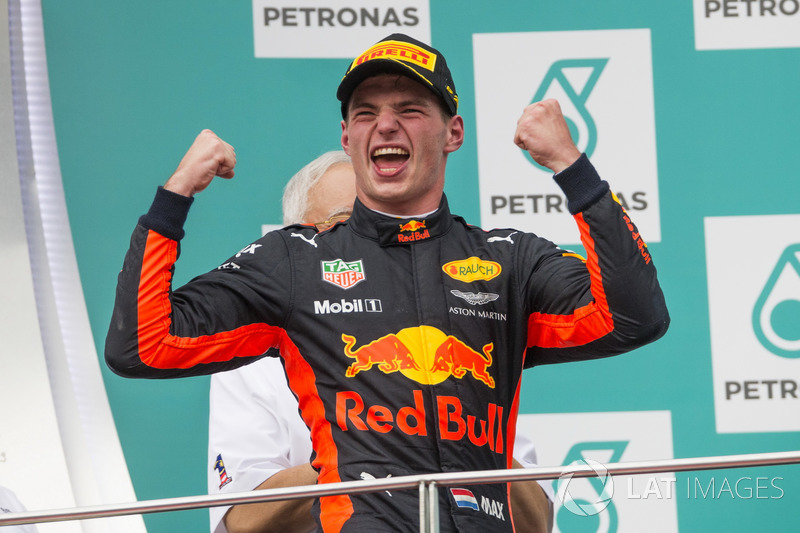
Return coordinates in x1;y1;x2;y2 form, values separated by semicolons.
106;154;668;532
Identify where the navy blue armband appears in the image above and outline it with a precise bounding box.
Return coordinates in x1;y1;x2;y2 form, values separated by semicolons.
553;153;610;215
138;186;194;241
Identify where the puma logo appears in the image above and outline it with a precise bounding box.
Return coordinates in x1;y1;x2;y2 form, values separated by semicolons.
291;232;319;248
487;231;517;244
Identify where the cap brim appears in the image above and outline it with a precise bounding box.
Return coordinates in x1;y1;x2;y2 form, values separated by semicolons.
337;59;437;118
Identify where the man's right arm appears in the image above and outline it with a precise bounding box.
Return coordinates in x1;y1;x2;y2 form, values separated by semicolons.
105;131;290;378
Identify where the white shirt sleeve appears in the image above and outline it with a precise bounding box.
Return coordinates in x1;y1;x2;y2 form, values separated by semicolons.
207;357;313;533
512;430;555;502
0;486;39;533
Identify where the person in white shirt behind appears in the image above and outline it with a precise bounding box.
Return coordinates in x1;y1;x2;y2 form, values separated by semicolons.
0;485;39;533
207;151;553;533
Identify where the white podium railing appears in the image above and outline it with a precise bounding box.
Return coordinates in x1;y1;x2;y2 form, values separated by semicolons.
1;450;799;531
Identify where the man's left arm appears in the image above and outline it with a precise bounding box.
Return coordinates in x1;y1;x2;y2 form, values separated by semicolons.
515;99;669;363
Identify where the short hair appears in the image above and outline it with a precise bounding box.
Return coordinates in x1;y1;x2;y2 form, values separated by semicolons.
281;151;352;225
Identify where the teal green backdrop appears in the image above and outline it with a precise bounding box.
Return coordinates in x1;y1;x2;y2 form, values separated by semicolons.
40;1;800;531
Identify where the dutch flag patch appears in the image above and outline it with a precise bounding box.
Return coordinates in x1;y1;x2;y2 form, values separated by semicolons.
450;488;479;511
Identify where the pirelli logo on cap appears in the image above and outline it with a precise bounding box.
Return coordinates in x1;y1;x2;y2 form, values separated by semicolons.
351;40;436;72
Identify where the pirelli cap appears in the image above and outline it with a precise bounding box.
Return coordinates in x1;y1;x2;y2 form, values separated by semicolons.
337;33;458;118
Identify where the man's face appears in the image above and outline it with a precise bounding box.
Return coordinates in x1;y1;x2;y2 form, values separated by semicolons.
341;74;464;215
305;163;357;228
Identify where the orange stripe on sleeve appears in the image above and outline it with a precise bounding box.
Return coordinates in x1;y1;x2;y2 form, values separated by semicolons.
136;230;284;369
527;212;614;349
527;303;612;348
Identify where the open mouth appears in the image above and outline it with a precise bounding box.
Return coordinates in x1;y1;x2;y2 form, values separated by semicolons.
372;147;409;174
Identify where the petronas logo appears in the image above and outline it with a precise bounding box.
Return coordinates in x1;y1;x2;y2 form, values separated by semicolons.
554;441;626;532
526;59;608;172
752;244;800;358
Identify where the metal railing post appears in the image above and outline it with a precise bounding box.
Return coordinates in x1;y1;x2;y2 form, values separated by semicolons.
418;481;427;533
427;481;439;533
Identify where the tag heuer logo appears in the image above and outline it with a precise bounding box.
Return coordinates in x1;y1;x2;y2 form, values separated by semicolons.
321;259;365;289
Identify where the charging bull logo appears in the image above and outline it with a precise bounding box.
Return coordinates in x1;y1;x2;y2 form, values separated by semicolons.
397;219;431;243
342;333;421;376
432;336;495;388
342;326;495;388
399;220;426;232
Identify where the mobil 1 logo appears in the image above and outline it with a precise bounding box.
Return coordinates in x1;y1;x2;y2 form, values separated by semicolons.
473;29;661;246
705;214;800;432
314;298;383;314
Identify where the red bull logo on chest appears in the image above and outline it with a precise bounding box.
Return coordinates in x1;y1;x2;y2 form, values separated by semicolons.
321;258;365;289
336;389;506;453
342;325;495;388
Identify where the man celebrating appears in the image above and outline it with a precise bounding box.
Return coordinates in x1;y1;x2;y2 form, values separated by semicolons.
208;152;554;533
106;34;668;532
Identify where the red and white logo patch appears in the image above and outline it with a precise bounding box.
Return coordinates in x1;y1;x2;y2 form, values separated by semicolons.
321;259;365;289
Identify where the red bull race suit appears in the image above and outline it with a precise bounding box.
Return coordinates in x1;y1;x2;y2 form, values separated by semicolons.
106;154;669;532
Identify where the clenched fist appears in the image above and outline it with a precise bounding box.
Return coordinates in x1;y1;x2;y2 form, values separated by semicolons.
513;99;581;174
165;129;237;197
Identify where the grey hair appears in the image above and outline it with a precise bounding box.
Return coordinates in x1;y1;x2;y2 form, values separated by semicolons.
281;151;352;225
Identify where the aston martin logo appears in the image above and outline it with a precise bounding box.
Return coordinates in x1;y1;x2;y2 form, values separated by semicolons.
450;290;500;306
